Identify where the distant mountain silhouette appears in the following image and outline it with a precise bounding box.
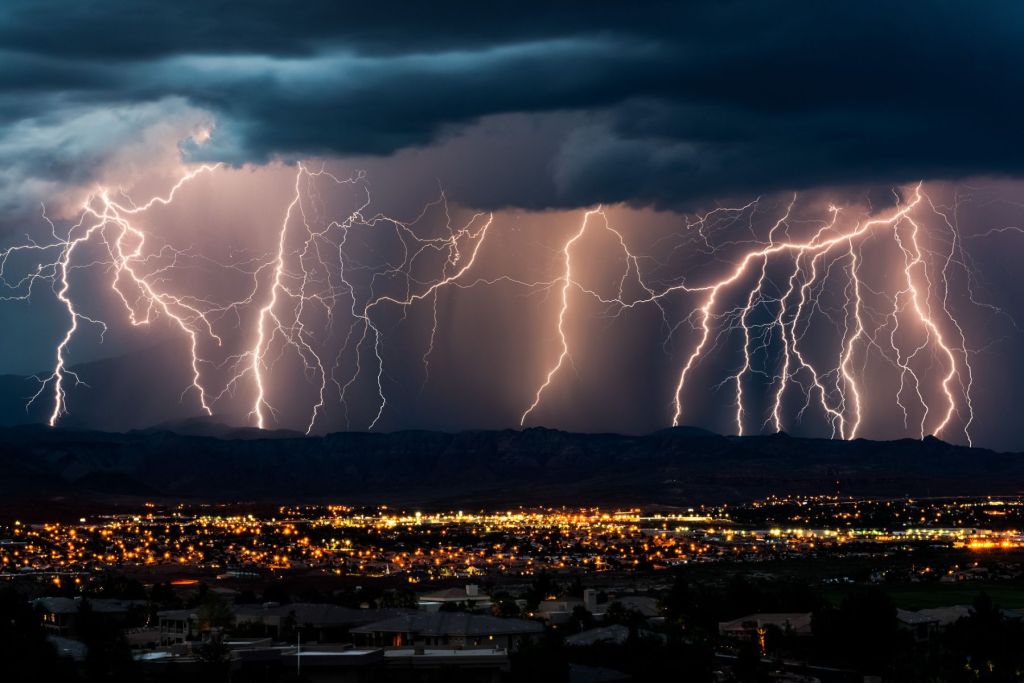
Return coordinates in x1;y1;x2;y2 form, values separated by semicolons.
138;416;305;440
0;424;1020;507
0;344;206;432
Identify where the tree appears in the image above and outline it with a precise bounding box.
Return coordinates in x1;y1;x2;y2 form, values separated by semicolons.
378;587;417;609
568;605;595;634
150;580;179;606
662;575;692;624
492;591;522;618
937;593;1024;682
734;638;766;682
524;572;558;610
603;601;644;631
509;633;568;682
195;631;233;683
811;586;899;676
261;582;290;605
0;588;78;683
96;573;147;600
197;593;235;632
77;598;139;683
722;575;762;621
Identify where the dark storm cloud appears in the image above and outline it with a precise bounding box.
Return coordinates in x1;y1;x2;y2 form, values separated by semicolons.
2;1;1024;209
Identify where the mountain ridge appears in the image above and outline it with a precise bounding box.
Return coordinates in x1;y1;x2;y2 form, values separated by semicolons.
0;423;1020;508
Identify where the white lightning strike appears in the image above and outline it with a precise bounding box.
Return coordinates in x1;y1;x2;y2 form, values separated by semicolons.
226;164;507;433
522;184;995;444
2;165;234;426
2;167;1010;443
5;163;532;434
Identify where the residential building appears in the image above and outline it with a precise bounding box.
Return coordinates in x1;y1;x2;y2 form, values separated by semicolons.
350;612;543;650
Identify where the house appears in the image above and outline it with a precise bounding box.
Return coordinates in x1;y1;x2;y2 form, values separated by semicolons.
234;602;415;641
565;624;631;647
718;613;813;638
608;596;660;619
568;663;632;683
125;627;162;649
157;608;198;644
916;605;973;627
34;596;144;636
536;596;584;624
138;642;511;683
536;591;660;623
565;624;666;647
379;648;509;683
286;645;510;683
350;612;544;650
418;584;492;612
897;608;940;641
158;602;416;644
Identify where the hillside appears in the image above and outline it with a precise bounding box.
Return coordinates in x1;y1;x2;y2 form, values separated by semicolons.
0;424;1020;508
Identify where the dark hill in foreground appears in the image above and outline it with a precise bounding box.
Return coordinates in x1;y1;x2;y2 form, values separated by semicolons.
0;425;1021;508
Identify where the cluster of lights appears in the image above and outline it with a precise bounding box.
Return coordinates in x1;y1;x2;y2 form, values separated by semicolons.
3;497;1021;582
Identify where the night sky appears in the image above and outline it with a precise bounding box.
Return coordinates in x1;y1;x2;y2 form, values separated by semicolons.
1;2;1023;449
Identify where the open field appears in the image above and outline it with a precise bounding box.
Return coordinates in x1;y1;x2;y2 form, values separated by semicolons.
822;581;1024;609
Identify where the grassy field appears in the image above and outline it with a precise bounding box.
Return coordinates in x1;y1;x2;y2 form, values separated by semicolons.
822;581;1024;609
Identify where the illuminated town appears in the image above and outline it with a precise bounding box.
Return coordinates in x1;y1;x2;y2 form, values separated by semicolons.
3;496;1022;583
3;496;1024;681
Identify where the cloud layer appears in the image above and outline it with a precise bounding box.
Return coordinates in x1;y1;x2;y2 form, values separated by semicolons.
2;1;1024;210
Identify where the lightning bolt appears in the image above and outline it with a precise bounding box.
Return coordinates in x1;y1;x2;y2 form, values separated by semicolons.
236;164;508;433
522;184;994;444
520;207;668;426
2;166;1010;443
3;165;240;426
519;209;599;425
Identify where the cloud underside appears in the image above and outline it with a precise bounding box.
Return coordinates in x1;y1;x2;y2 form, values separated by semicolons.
2;1;1024;209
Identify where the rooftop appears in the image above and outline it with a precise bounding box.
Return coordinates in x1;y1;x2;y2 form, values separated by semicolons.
35;596;143;615
718;612;813;635
565;624;630;647
351;612;544;637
